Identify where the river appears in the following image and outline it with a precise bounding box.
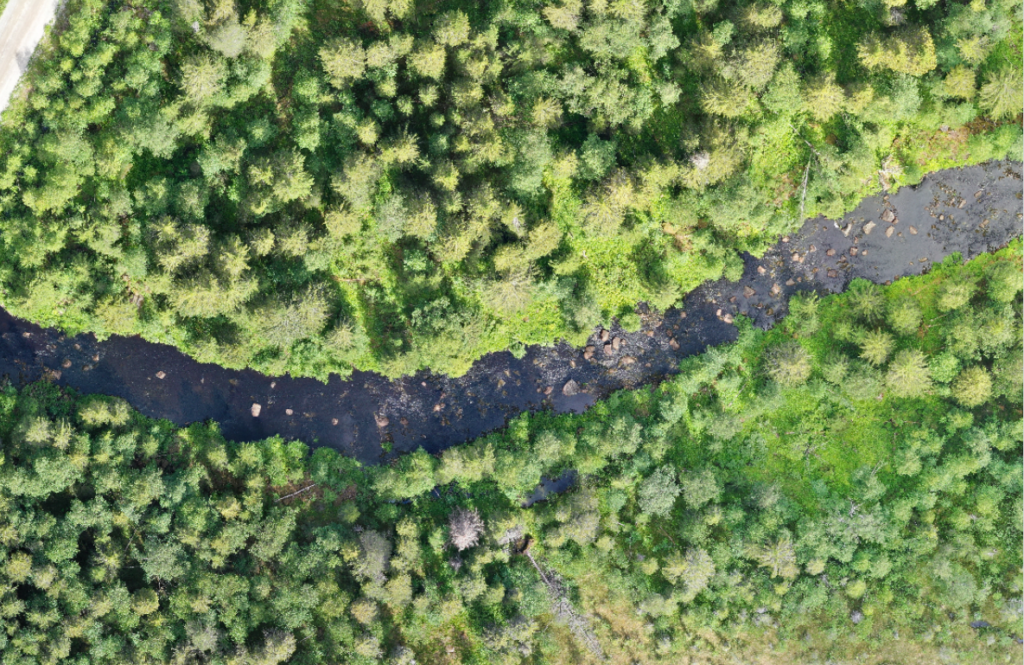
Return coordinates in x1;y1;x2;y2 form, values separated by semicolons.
0;160;1020;464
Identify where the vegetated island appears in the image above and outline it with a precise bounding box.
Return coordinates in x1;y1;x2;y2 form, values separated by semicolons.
0;0;1020;381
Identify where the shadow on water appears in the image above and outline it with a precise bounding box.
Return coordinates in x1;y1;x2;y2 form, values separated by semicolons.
0;161;1021;465
522;470;579;507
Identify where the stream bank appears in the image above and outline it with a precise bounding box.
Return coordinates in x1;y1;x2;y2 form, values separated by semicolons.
1;160;1020;464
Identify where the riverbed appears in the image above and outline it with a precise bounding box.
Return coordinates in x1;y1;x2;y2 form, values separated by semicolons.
1;160;1020;464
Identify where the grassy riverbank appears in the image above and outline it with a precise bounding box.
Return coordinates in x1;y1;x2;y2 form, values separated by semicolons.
0;241;1020;663
0;0;1020;380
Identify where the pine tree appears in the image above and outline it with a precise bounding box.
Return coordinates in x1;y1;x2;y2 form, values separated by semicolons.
887;296;922;336
319;38;367;88
736;40;780;91
986;260;1024;303
979;65;1024;120
180;54;228;104
663;548;715;602
544;0;583;31
859;329;894;365
754;535;799;579
766;341;812;387
701;78;756;118
408;42;447;80
434;11;471;47
886;349;932;398
803;73;846;121
951;366;992;407
942;65;976;99
638;467;680;516
936;278;977;311
858;27;937;76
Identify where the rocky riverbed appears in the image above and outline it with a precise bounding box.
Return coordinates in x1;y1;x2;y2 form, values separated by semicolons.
0;160;1020;464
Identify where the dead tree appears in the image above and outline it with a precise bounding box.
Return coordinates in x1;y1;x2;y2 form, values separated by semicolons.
448;508;484;551
523;550;605;660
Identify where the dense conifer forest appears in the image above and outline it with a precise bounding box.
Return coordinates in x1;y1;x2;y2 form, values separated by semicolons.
0;0;1020;378
0;1;1020;662
0;244;1020;663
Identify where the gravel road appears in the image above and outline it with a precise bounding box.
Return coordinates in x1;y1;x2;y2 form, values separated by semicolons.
0;0;60;114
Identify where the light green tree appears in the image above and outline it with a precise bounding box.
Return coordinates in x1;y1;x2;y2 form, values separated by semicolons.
951;366;992;407
638;466;680;517
859;329;894;366
979;65;1024;120
942;65;976;99
858;27;937;76
986;261;1024;302
803;73;846;121
887;296;923;336
319;38;366;88
936;278;977;311
886;349;932;398
180;54;228;104
766;341;812;387
662;548;715;602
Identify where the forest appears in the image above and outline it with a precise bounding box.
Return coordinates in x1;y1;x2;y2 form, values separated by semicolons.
0;0;1020;378
0;243;1019;664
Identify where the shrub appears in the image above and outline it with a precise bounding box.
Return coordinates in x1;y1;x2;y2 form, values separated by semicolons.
618;311;642;333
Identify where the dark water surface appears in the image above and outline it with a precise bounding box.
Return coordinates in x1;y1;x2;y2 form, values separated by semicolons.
1;161;1021;464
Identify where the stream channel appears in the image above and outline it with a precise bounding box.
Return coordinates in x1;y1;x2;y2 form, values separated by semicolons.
1;160;1021;466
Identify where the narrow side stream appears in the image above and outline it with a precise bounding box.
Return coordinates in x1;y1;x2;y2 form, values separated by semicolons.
1;161;1020;464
